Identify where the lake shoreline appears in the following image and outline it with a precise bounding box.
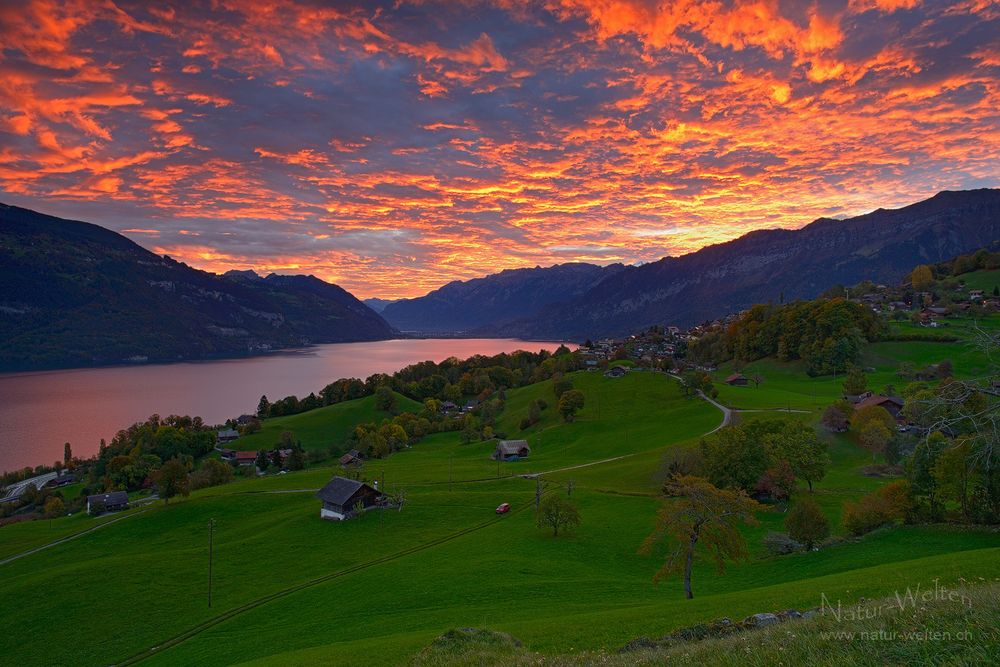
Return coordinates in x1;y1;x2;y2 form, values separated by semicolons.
0;338;575;472
0;335;578;377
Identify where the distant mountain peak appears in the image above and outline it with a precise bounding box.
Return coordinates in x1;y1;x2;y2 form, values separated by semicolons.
224;269;262;280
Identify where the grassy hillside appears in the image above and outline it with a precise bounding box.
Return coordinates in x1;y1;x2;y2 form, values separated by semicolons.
229;391;422;452
2;323;999;666
958;267;1000;292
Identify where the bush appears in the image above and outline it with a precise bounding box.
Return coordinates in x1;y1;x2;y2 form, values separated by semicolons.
785;497;830;549
841;481;913;536
190;458;235;490
763;531;802;555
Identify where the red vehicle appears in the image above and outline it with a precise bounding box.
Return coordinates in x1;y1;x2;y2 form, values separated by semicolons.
495;502;511;514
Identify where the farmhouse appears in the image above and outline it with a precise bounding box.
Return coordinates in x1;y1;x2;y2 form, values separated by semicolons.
725;373;749;386
339;449;364;468
217;428;240;443
493;439;531;461
856;394;906;420
604;366;626;378
234;451;258;466
86;491;129;515
46;473;76;488
315;476;384;521
844;391;874;404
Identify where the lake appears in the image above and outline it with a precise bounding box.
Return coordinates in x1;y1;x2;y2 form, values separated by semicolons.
0;339;573;473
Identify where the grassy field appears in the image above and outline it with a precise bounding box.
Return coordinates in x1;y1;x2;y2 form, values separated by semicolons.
2;329;998;666
957;267;1000;292
229;390;422;453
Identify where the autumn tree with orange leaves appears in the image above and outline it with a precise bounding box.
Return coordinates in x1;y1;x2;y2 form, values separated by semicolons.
641;475;761;599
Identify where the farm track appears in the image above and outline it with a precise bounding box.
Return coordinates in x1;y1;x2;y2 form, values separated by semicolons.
113;496;542;666
0;509;150;567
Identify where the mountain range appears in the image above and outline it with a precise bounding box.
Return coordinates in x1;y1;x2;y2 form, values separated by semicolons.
402;189;1000;339
379;262;625;334
3;188;999;370
0;203;395;371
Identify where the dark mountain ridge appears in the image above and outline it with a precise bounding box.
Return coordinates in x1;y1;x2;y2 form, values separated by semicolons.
380;261;626;333
490;188;1000;339
0;203;396;371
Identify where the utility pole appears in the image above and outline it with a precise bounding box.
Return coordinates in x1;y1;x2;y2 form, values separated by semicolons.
449;455;453;492
535;478;542;510
207;518;214;608
567;480;574;497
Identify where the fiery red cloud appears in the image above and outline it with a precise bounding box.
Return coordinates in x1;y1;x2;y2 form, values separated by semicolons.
1;1;998;298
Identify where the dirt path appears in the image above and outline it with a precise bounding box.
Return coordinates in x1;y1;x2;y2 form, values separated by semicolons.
0;509;150;567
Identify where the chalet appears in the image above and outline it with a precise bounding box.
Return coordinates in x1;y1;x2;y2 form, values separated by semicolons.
856;395;905;421
315;476;384;521
219;448;236;461
844;391;874;405
234;451;259;467
604;366;627;378
235;414;256;426
87;491;129;515
970;289;985;300
725;373;748;386
888;301;909;311
464;400;478;412
440;401;458;413
46;473;76;488
493;440;531;461
217;428;240;443
339;449;365;468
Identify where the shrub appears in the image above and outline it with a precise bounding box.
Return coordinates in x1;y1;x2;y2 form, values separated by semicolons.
785;497;830;549
763;531;802;555
841;480;913;536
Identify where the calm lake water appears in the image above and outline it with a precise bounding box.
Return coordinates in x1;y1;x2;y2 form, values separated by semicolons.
0;339;572;473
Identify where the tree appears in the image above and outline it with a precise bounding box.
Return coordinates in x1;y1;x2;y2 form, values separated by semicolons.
766;422;830;492
44;496;65;519
641;476;761;599
375;386;396;412
910;264;934;291
63;442;72;466
932;439;975;520
859;421;891;462
842;365;868;396
785;497;829;550
821;404;849;432
156;458;190;505
254;450;269;471
558;389;585;422
536;495;581;536
279;431;295;449
287;448;305;471
553;375;573;400
700;427;768;493
755;459;796;500
257;395;270;418
852;405;896;433
270;449;284;469
751;374;764;389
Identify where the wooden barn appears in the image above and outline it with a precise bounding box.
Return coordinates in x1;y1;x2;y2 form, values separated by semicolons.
493;440;531;461
315;476;384;521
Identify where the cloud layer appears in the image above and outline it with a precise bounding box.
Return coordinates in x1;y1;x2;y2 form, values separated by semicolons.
1;0;998;297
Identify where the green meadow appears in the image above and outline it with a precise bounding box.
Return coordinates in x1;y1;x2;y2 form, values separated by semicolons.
2;320;999;665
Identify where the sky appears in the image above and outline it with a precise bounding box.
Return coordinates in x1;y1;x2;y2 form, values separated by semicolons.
1;1;998;299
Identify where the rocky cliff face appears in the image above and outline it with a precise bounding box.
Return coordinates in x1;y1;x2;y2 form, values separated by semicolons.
491;189;1000;339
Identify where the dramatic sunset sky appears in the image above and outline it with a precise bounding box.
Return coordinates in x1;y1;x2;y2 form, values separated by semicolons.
1;1;998;298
